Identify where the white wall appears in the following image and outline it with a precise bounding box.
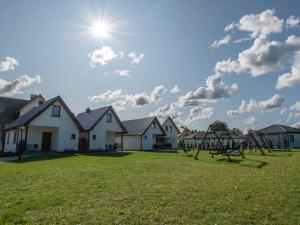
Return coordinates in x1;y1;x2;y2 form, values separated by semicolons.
290;133;300;148
4;127;26;152
19;96;44;116
121;135;141;150
184;137;245;149
162;119;178;148
29;101;79;151
89;110;124;150
266;133;300;148
141;120;164;150
26;126;58;151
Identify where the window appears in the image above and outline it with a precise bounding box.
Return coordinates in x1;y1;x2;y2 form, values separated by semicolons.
144;135;147;140
173;138;174;143
38;100;43;105
13;131;17;144
52;105;61;117
165;125;168;131
290;135;295;143
170;126;173;132
106;113;112;123
7;133;10;144
151;122;156;128
92;134;96;140
71;134;76;140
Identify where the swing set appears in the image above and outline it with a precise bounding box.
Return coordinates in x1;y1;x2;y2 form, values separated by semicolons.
194;124;245;161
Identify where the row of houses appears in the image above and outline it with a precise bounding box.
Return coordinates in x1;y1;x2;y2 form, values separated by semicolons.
183;124;300;148
0;95;180;153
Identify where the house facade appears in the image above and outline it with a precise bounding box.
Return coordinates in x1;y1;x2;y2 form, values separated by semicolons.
184;131;245;149
158;117;180;149
118;116;166;150
4;96;82;152
76;106;127;151
257;124;300;148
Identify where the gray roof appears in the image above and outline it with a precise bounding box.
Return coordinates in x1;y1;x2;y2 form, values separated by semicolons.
76;106;111;131
5;96;82;130
122;116;163;135
0;97;29;130
258;124;300;134
184;131;245;140
5;96;60;129
76;106;126;132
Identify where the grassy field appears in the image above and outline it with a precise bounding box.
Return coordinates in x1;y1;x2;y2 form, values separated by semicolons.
0;150;299;225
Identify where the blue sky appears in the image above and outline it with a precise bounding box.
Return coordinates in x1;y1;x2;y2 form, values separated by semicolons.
1;0;300;131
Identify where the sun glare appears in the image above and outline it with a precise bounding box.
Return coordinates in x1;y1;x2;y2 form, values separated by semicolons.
90;20;111;39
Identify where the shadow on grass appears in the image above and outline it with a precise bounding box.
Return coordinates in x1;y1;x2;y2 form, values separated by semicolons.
196;153;269;169
80;151;133;157
138;150;180;154
7;154;78;164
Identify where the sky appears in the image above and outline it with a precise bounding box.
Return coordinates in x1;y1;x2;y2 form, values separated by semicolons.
1;0;300;131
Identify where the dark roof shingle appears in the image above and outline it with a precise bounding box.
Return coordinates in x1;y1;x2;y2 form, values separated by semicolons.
0;97;29;130
5;96;82;130
76;106;111;131
258;124;300;134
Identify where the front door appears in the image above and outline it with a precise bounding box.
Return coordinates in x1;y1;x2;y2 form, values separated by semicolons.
42;132;52;151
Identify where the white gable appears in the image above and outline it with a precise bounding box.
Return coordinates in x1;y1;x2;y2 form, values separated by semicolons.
19;96;44;116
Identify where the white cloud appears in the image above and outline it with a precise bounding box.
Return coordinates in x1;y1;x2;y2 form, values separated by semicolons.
128;52;144;64
211;35;231;48
244;116;258;125
0;57;19;72
294;112;300;118
224;22;238;32
188;106;214;121
276;52;300;89
88;46;119;66
291;121;300;128
178;74;238;106
235;9;284;38
290;101;300;111
280;108;288;115
88;89;123;103
0;74;41;96
215;35;300;76
227;94;284;116
91;85;167;111
170;85;179;93
286;16;300;28
114;70;130;77
149;102;181;119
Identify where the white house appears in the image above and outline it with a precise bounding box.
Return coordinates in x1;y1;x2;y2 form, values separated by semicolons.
76;106;127;151
184;131;245;149
158;117;180;149
257;124;300;148
117;116;166;150
4;96;82;152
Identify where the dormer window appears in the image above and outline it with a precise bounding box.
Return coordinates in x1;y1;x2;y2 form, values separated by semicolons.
106;113;112;123
165;125;168;131
52;105;61;117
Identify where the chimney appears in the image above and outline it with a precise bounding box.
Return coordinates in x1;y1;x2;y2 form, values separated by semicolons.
86;107;91;113
30;94;38;100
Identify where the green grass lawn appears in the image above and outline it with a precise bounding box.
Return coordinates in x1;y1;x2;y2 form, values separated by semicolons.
0;150;299;225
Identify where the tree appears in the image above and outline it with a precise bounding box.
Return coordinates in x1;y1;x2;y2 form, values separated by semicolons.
230;127;243;136
211;120;228;131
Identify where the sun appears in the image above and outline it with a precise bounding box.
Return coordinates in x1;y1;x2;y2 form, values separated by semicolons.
90;20;111;39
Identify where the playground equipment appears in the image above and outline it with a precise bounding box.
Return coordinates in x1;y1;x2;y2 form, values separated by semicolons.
246;130;272;155
194;125;245;161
